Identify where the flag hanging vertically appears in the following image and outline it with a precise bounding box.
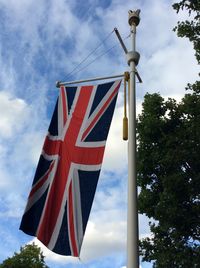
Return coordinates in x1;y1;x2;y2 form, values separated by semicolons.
20;80;121;256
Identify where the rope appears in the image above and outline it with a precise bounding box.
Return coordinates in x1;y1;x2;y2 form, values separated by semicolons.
68;34;130;78
65;30;115;79
70;44;116;78
123;72;130;141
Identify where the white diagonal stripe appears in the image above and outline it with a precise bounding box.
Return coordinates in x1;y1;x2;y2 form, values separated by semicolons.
47;163;101;252
80;80;120;142
25;158;58;213
72;168;83;252
58;89;64;136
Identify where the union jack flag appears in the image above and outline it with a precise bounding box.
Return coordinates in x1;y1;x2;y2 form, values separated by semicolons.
20;80;121;256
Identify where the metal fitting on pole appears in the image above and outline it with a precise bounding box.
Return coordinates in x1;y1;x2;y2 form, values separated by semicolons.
126;51;140;66
56;81;61;88
128;9;140;26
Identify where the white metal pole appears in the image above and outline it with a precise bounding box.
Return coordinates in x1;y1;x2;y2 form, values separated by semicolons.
56;74;124;87
127;10;140;268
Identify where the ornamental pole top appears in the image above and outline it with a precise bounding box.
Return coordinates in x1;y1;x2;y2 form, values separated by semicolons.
128;9;140;26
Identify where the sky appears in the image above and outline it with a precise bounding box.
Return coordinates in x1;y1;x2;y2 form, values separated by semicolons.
0;0;199;268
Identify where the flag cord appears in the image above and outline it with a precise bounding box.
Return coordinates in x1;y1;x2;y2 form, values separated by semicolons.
65;33;130;80
65;30;115;80
123;71;130;140
59;31;130;82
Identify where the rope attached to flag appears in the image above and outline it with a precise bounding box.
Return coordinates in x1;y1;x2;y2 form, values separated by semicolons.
123;71;130;141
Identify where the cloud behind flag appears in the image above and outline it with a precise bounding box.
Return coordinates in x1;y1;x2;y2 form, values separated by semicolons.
20;79;121;257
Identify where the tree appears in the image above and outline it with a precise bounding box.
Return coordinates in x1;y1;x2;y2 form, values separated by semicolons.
0;243;49;268
138;1;200;267
173;0;200;64
173;0;200;94
138;93;200;267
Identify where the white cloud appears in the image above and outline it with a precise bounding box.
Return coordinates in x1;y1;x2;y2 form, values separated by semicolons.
0;193;25;218
0;168;12;191
0;90;47;220
142;39;199;98
45;0;79;40
81;219;126;261
0;91;29;138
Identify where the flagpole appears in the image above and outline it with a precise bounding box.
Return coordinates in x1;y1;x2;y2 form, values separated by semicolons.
127;10;140;268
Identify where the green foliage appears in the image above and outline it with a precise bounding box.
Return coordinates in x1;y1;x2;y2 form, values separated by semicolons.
138;3;200;265
137;91;200;267
173;0;200;64
0;243;49;268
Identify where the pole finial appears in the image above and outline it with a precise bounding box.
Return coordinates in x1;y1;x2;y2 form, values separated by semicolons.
128;9;140;26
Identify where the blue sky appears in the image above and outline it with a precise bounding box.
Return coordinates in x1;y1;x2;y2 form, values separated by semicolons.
0;0;198;268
